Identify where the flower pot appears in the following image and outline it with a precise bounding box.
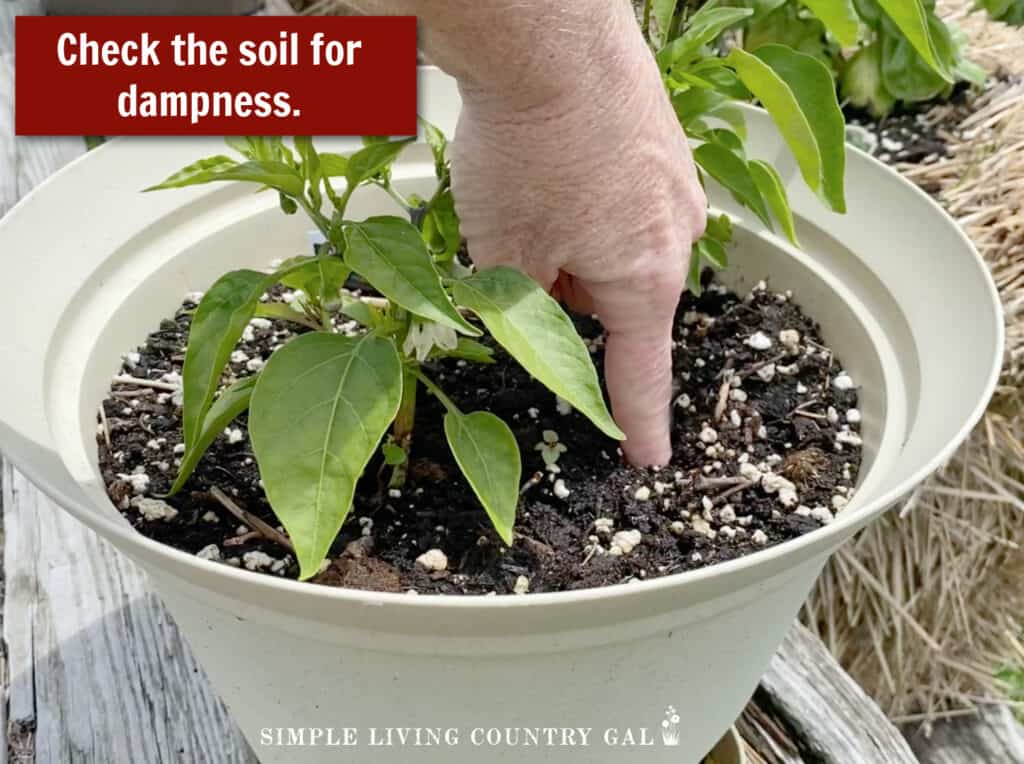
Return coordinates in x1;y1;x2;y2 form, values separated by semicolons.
0;67;1001;762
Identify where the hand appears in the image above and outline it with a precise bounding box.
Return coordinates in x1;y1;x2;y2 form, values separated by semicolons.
448;14;707;466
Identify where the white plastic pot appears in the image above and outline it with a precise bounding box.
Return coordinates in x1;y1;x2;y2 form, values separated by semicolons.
0;68;1001;763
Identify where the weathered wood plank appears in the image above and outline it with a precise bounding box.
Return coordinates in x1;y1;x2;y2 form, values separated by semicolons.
3;468;258;763
905;706;1024;764
755;622;919;763
0;51;14;216
1;4;256;760
738;697;803;764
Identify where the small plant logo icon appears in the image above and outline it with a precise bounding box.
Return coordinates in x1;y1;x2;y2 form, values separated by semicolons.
661;705;681;746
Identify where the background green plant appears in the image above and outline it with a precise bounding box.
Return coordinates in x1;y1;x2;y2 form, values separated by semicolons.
723;0;990;117
974;0;1024;24
644;0;847;290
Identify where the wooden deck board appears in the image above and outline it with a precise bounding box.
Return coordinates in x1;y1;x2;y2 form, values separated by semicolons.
0;3;255;760
2;467;255;764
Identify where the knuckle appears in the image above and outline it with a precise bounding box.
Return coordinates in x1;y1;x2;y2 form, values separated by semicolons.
623;257;685;305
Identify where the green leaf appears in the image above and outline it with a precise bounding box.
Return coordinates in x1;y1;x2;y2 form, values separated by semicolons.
225;137;252;157
167;375;257;496
800;0;860;46
726;45;846;213
382;441;407;465
651;0;678;46
146;158;304;196
181;270;270;452
319;153;349;177
452;267;624;440
880;28;947;101
687;247;705;295
430;337;496;364
344;138;415;186
279;256;348;307
947;22;986;84
694;143;772;227
975;0;1024;25
343;216;479;336
673;88;729;126
418;117;448;176
748;159;799;245
424;188;461;260
249;332;403;578
854;0;883;25
294;136;322;209
253;302;319;330
279;193;298;215
839;41;896;117
875;0;954;81
697;236;728;269
444;410;520;544
688;59;752;100
705;212;733;243
338;295;382;328
705;128;746;155
145;156;238;188
225;137;293;163
744;2;833;66
657;3;754;70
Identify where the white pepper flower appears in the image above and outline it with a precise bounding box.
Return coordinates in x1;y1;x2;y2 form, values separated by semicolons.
402;320;458;362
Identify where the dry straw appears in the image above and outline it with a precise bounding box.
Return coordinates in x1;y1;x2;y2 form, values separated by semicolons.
803;0;1024;723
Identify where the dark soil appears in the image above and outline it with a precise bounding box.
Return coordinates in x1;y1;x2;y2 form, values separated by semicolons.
99;274;862;595
843;80;983;166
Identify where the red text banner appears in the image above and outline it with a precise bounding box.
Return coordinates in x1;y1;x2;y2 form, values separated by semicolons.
15;15;417;135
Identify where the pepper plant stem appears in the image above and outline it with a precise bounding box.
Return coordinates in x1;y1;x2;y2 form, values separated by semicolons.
412;368;460;414
388;364;419;488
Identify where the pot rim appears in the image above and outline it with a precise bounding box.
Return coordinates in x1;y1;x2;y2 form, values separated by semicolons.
0;72;1004;612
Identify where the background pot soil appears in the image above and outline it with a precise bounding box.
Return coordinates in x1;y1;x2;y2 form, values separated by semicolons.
99;275;862;595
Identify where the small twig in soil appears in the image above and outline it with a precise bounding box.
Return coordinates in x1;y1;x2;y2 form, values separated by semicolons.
97;405;111;450
716;300;758;323
210;487;295;553
712;479;756;505
519;471;544;496
112;374;179;392
714;378;731;422
789;398;822;417
737;352;786;380
793;410;829;422
698;476;749;490
110;388;155;399
224;531;263;547
515;533;554;557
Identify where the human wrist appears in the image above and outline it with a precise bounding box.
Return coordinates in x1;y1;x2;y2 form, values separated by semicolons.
453;2;651;115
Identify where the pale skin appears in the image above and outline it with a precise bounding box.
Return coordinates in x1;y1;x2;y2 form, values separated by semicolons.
350;1;708;466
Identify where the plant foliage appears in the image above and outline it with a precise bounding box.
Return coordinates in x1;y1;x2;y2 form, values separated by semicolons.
646;0;846;290
149;131;624;578
717;0;990;117
150;3;860;576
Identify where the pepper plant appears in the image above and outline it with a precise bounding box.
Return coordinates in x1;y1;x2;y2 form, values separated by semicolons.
148;131;624;579
975;0;1024;25
644;0;847;290
720;0;988;117
150;1;865;578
